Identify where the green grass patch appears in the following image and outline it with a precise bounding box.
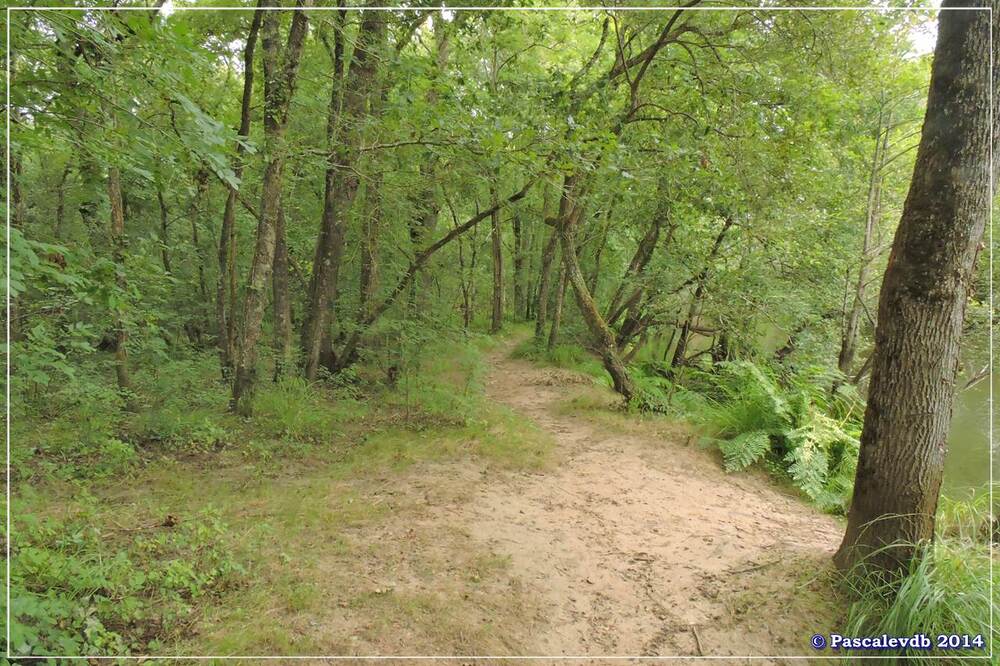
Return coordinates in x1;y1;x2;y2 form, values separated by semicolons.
840;487;996;662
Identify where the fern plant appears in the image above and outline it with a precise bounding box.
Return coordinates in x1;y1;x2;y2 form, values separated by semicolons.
691;360;861;510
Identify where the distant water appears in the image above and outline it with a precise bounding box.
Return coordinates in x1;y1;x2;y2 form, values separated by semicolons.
944;361;994;498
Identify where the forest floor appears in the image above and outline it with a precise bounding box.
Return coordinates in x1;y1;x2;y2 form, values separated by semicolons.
26;335;849;662
187;335;846;661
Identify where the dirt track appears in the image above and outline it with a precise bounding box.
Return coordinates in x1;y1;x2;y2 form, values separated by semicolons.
306;338;846;662
460;339;845;660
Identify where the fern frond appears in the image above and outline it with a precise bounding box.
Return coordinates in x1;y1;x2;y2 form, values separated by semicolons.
718;430;772;472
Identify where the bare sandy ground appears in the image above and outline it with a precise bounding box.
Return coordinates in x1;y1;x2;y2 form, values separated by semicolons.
282;338;845;664
461;341;845;661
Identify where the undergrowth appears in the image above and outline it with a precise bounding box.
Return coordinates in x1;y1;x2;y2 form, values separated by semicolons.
11;328;549;657
681;361;863;512
6;500;247;658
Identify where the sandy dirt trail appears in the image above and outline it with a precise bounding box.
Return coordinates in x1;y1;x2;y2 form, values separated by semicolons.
460;338;845;661
302;338;847;663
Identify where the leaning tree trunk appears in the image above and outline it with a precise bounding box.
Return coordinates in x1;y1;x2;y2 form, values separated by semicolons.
231;5;311;415
834;2;995;575
556;175;635;401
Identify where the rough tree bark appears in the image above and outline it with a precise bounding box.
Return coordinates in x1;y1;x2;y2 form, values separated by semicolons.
231;3;311;414
834;3;995;575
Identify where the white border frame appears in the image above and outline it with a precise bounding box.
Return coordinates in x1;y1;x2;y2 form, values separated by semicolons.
3;3;994;662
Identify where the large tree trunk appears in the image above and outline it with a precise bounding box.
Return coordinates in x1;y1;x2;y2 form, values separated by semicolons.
301;8;384;381
218;4;263;379
834;3;995;575
231;4;311;415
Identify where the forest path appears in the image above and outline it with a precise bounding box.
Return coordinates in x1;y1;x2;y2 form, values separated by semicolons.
464;335;845;660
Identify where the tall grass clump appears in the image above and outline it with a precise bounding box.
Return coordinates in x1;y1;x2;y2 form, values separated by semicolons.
841;487;995;662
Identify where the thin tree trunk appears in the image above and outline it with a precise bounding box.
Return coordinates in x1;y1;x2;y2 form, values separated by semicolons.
839;107;890;375
218;4;263;379
534;229;559;341
108;166;132;402
547;263;568;351
490;184;504;333
409;16;452;306
671;216;734;369
54;164;70;241
512;214;525;320
190;170;210;304
231;4;311;414
835;4;995;575
157;190;172;274
587;209;613;296
359;177;381;322
10;155;26;342
336;181;534;369
272;201;293;379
